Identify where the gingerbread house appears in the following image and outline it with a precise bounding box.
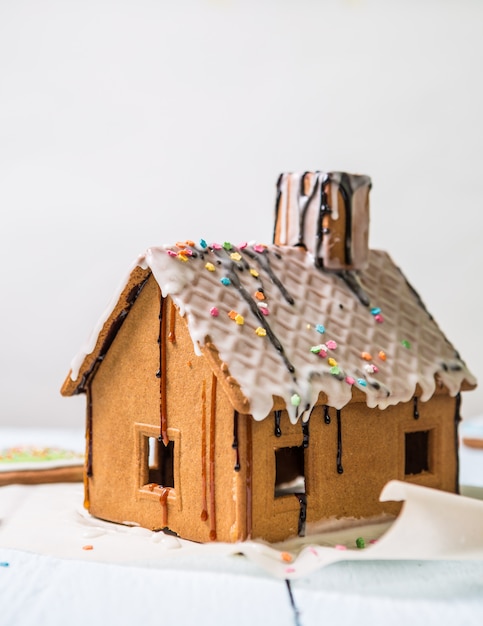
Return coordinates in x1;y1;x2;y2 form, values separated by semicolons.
61;171;476;543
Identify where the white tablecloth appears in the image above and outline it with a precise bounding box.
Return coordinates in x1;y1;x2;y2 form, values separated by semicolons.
1;426;483;626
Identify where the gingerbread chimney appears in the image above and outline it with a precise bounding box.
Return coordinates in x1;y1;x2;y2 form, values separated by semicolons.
274;171;371;271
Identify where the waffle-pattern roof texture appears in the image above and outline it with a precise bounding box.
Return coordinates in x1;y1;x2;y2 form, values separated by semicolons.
66;241;476;423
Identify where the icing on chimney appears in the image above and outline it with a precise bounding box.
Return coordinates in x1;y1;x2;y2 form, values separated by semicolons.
274;171;371;271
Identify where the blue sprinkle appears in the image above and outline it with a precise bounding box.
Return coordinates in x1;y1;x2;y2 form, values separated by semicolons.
199;239;208;249
220;277;231;286
0;562;9;567
315;324;325;334
357;378;367;387
370;307;381;315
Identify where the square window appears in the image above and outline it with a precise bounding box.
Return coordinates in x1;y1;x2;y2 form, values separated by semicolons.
274;445;305;497
145;436;174;487
405;430;430;475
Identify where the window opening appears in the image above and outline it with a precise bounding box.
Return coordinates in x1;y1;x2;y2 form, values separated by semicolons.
146;436;174;487
274;445;305;497
405;430;430;475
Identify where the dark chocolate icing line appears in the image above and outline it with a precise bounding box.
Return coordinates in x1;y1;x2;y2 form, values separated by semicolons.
454;392;462;494
226;265;297;377
74;276;150;394
295;492;307;537
297;171;322;249
86;389;93;477
232;410;240;472
336;172;354;266
302;418;310;448
335;270;370;306
324;404;331;424
336;409;343;474
285;580;302;626
315;173;331;268
158;296;169;446
242;247;295;305
413;396;420;420
273;173;284;244
274;410;282;437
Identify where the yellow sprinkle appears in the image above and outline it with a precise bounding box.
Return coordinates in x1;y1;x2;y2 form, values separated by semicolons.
205;262;216;272
255;327;267;337
328;357;337;367
235;314;245;325
230;252;242;261
177;253;189;262
249;268;259;277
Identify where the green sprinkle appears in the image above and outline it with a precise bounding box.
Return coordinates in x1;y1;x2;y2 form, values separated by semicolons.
291;393;301;407
401;340;411;349
356;537;365;549
330;366;341;376
223;241;233;250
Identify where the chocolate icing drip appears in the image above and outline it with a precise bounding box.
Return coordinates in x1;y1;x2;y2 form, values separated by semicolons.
86;389;93;477
297;171;322;249
232;410;240;472
274;410;282;437
295;493;307;537
324;404;331;424
159;297;169;446
302;420;309;448
413;396;420;420
315;174;331;268
454;392;462;494
273;173;284;244
335;270;370;306
336;409;343;474
337;172;354;266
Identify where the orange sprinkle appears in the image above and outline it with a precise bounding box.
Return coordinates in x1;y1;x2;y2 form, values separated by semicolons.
281;551;293;563
185;240;195;247
228;310;237;320
254;291;265;301
82;545;94;551
378;350;387;361
361;351;372;361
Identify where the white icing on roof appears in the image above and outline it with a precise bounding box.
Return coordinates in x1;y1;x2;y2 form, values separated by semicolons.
69;241;476;423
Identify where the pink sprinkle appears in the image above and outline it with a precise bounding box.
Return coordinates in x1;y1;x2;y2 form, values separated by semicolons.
326;340;337;350
345;376;355;385
374;314;384;323
334;544;347;551
318;349;328;358
238;241;248;249
309;547;319;556
253;244;265;253
372;365;379;373
167;250;177;257
285;567;296;574
260;307;270;316
369;539;378;545
210;307;219;317
212;243;222;250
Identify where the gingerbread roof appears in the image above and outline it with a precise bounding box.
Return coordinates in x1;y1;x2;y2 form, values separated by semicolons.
62;241;476;423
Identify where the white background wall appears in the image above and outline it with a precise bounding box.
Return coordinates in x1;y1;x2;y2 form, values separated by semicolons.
1;0;482;429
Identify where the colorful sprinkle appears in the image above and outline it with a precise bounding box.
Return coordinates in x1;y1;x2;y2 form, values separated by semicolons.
328;357;337;367
253;244;265;253
326;340;337;350
315;324;325;334
334;544;347;551
291;393;301;407
0;562;9;567
374;314;384;323
234;314;244;325
223;241;233;250
310;344;323;354
401;339;411;349
330;365;341;375
210;307;219;317
345;376;355;385
199;239;208;249
228;310;237;320
370;307;381;315
281;552;293;563
285;567;296;574
249;268;259;277
259;306;270;316
378;350;387;361
254;290;265;301
356;537;366;549
176;253;189;262
357;378;367;387
212;242;222;250
205;262;216;272
82;545;94;551
221;277;231;286
361;352;372;361
364;364;379;374
167;249;177;257
230;252;242;261
238;241;248;249
255;327;267;337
